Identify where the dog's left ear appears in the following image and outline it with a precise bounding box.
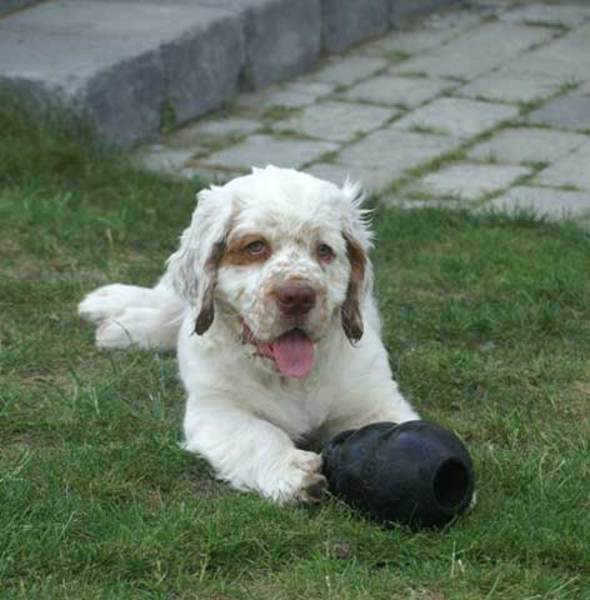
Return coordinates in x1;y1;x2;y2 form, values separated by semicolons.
341;232;366;343
339;180;374;345
166;185;234;335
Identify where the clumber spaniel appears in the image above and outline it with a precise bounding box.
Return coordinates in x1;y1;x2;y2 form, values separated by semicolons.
78;166;418;503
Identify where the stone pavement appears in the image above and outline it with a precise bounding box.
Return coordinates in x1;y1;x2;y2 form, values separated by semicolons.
0;0;454;146
134;0;590;226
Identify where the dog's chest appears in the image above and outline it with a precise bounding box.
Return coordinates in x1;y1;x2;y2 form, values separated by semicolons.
259;377;331;440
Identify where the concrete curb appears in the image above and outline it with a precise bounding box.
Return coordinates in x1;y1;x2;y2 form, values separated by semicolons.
0;0;458;147
0;0;39;18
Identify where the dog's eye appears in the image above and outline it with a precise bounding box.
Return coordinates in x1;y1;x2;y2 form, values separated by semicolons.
245;240;268;257
318;243;335;262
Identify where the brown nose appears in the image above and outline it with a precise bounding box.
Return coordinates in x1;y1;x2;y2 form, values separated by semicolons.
276;284;317;316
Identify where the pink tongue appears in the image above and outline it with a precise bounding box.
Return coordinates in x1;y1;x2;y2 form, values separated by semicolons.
271;330;315;379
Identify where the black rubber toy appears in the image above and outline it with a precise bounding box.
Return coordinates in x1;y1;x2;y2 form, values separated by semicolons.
322;420;475;528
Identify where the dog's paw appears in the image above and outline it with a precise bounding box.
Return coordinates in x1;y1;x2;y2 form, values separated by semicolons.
268;450;327;504
294;470;328;504
95;307;169;350
291;451;328;503
95;314;136;349
79;284;128;323
78;284;153;324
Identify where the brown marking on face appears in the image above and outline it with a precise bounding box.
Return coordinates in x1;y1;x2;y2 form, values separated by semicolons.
341;232;365;344
219;234;272;267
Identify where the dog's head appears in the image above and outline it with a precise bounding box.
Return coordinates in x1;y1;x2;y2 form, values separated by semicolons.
167;166;373;379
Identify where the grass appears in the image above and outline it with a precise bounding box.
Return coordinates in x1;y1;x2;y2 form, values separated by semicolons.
1;93;590;599
261;105;301;122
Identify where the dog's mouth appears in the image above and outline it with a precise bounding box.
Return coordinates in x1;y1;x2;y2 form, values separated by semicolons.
243;325;315;379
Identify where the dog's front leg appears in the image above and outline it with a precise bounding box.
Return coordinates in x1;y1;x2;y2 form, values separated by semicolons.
183;401;326;503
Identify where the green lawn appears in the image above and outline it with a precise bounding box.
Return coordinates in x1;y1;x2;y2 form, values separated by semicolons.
1;95;589;599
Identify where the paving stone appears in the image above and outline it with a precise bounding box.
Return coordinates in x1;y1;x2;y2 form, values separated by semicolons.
180;165;245;184
338;128;460;182
499;4;590;28
484;186;590;220
361;11;481;56
360;29;451;56
305;162;353;186
456;72;563;104
239;0;322;88
527;95;590;132
235;80;333;110
166;116;260;148
321;0;389;53
0;1;245;146
535;143;590;191
393;0;462;21
307;55;389;86
119;0;590;222
314;162;412;192
342;75;457;108
392;21;554;80
272;101;396;143
467;127;589;164
304;161;414;192
380;195;451;210
200;134;338;171
420;8;484;33
499;23;590;82
393;97;519;140
413;163;531;200
185;117;259;138
136;146;195;174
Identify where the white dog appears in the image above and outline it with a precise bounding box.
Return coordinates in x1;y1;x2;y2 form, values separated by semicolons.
78;166;419;503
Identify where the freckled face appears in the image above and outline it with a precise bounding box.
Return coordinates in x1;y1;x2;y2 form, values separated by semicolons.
215;215;350;343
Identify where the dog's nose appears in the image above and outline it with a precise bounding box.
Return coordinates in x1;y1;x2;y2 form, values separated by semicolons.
276;284;317;316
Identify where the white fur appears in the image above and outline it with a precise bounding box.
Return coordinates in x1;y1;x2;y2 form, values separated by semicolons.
78;166;419;503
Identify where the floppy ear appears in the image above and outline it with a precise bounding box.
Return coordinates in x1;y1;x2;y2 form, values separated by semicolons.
341;232;366;343
166;185;234;335
339;179;374;345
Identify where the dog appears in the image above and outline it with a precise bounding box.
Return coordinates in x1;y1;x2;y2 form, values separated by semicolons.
78;166;419;503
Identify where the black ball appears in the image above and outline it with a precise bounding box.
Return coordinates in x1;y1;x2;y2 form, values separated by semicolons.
322;420;475;528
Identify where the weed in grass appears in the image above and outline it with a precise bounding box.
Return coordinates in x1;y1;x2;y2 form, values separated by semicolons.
556;80;580;96
518;80;580;117
407;123;448;136
521;160;550;172
388;50;411;63
198;131;249;152
314;150;340;164
523;19;571;32
261;105;301;122
398;71;429;79
555;184;583;192
270;128;317;142
159;98;177;134
443;76;468;85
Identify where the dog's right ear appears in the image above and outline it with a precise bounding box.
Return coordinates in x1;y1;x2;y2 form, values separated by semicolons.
166;185;234;335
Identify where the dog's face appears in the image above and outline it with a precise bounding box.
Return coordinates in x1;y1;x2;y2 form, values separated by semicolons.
168;166;372;379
